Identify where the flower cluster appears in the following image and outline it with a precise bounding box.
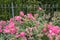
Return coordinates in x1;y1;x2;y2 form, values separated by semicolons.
0;21;6;32
43;22;60;40
0;11;42;40
0;10;60;40
4;22;17;34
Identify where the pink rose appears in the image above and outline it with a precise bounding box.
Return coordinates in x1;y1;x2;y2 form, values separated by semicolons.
0;25;2;29
19;32;25;37
0;29;2;32
0;21;6;25
23;37;27;40
9;18;13;23
27;13;33;18
34;14;39;17
5;26;9;29
20;11;24;16
16;34;20;38
4;29;10;33
38;7;42;11
10;28;16;34
15;16;21;21
31;17;36;21
42;28;47;32
9;22;15;28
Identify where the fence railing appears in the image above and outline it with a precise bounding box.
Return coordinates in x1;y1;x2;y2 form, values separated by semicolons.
0;3;59;20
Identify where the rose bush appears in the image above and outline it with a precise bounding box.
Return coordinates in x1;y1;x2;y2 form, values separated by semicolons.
0;8;60;40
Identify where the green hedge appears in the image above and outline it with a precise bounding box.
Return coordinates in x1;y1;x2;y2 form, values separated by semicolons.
0;0;39;20
0;0;59;20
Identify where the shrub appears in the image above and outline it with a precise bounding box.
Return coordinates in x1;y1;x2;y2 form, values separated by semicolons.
0;10;60;40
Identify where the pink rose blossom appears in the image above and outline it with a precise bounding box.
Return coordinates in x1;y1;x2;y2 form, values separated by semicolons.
0;29;2;32
42;28;47;32
8;22;15;28
20;21;24;25
27;13;36;20
2;21;6;25
34;14;39;17
5;26;9;29
0;21;6;25
26;28;29;33
23;37;27;40
47;34;53;40
29;28;33;32
27;13;33;18
0;25;2;29
31;17;36;21
44;23;47;27
20;11;24;16
47;24;60;36
15;16;21;21
16;34;20;38
38;7;42;11
9;18;13;23
29;33;32;37
10;28;16;34
19;32;25;37
55;35;60;40
16;27;19;30
4;29;10;33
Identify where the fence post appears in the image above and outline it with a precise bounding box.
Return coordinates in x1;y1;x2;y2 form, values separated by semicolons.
11;2;14;19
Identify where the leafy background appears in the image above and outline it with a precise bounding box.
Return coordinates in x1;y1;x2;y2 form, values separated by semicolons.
0;0;60;20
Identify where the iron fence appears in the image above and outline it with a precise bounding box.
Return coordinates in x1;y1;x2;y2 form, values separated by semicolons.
0;2;59;20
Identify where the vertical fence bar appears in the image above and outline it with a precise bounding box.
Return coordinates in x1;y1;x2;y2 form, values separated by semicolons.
15;4;18;15
1;4;3;15
5;4;7;20
11;2;14;19
8;4;11;18
45;4;46;11
56;4;58;11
